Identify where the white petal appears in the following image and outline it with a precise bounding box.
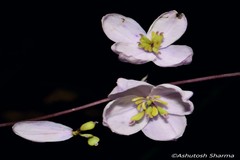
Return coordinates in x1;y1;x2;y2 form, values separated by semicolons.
150;84;194;115
103;96;148;135
109;78;153;99
147;10;187;48
111;42;156;64
183;91;193;100
142;115;187;141
153;45;193;67
12;121;73;142
102;13;146;43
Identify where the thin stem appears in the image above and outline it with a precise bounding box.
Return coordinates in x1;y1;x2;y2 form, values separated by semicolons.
0;72;239;128
170;72;240;85
0;98;111;128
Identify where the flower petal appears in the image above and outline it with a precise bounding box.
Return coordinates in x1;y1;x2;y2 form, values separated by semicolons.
103;96;148;135
150;84;194;115
142;115;187;141
12;121;73;142
102;13;146;43
108;78;153;99
153;45;193;67
111;42;156;64
147;10;187;48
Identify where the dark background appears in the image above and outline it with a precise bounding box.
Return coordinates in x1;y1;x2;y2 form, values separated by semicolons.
0;1;239;159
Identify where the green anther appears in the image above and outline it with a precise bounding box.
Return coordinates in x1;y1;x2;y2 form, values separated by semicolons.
154;99;168;105
80;133;93;138
137;103;142;111
153;95;161;99
131;111;145;121
88;136;100;146
147;100;152;106
134;100;144;105
152;106;158;117
132;97;144;102
138;31;164;54
141;102;146;110
157;106;168;116
146;107;153;118
80;121;96;131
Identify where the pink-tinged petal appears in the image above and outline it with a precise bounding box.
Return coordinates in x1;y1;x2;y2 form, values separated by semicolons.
111;42;156;64
147;10;187;48
109;78;153;99
183;91;193;100
150;84;194;115
103;96;148;135
102;13;146;43
142;115;187;141
12;121;73;142
153;45;193;67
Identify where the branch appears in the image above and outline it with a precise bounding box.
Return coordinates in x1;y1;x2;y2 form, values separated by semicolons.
0;72;239;128
170;72;240;85
0;98;111;128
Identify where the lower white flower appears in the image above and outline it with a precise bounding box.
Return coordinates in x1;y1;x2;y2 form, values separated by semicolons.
103;78;194;141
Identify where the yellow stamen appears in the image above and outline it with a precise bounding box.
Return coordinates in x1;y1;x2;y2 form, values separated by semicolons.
153;95;161;99
134;99;144;105
137;103;142;111
146;107;153;118
152;106;158;117
130;95;169;124
141;102;147;110
131;111;145;121
154;99;168;105
132;97;144;102
146;100;152;106
157;106;168;116
138;31;164;54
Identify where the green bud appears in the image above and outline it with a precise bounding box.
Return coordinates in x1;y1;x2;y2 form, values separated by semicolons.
80;121;97;131
88;136;100;146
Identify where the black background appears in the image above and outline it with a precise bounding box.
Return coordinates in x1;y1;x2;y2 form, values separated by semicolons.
0;1;239;159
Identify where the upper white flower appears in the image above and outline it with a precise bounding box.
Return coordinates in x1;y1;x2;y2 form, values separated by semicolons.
102;10;193;67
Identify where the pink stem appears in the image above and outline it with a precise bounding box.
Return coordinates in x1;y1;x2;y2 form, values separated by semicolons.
0;72;239;128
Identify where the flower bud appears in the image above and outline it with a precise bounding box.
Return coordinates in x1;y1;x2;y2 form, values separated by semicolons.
80;121;97;131
88;136;100;146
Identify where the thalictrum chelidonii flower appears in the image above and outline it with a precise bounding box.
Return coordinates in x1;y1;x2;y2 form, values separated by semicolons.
102;10;193;67
103;78;194;141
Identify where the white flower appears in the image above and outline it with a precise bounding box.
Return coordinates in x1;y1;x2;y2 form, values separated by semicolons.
102;10;193;67
103;78;194;141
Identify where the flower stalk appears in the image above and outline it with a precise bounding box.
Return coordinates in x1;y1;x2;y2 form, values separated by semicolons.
0;72;239;128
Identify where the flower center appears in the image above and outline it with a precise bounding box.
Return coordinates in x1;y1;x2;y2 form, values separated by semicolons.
130;95;168;125
138;31;164;54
